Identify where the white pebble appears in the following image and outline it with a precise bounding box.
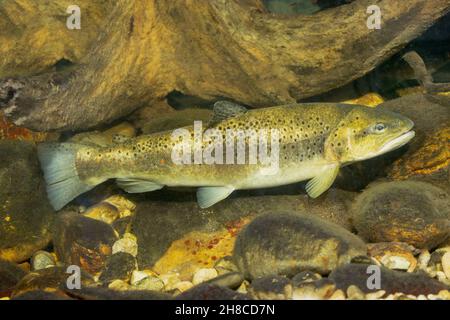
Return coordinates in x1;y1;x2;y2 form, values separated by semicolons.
328;289;346;300
192;268;218;285
130;270;149;285
133;276;165;291
417;250;431;270
112;234;138;257
108;279;130;291
441;252;450;279
365;290;386;300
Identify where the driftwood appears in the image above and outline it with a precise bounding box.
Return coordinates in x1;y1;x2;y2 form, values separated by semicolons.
0;0;449;132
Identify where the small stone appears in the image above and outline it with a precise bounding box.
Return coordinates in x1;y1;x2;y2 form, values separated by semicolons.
352;181;450;249
83;202;120;224
160;273;181;291
233;213;367;279
103;195;136;218
328;289;346;300
192;268;218;285
365;290;386;300
108;279;130;291
346;285;365;300
132;276;165;291
417;250;431;271
130;270;148;285
30;251;56;271
249;275;292;300
99;252;136;284
52;211;118;275
436;271;448;283
112;233;138;257
437;290;450;300
442;252;450;279
380;256;414;272
236;280;250;294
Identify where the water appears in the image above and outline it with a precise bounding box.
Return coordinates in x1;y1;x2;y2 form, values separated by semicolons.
0;0;449;303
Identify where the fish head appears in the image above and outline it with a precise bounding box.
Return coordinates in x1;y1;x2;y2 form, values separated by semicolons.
325;105;415;164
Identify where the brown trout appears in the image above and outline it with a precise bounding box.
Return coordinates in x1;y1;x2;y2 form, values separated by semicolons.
38;101;415;210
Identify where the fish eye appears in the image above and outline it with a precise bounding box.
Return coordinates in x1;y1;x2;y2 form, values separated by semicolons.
371;123;386;134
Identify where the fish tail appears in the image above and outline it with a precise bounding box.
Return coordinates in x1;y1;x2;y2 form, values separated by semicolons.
37;142;100;211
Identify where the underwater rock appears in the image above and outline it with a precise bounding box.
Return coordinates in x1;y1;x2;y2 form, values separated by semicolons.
248;275;292;300
202;272;244;290
11;266;94;298
377;94;450;181
12;290;73;300
232;213;367;280
30;251;56;271
0;141;55;262
65;286;172;300
329;263;449;297
175;283;251;300
133;192;354;274
99;252;136;285
352;181;450;249
82;194;136;226
0;259;28;297
52;211;119;275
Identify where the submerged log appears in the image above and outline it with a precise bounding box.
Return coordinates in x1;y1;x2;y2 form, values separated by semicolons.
0;0;449;131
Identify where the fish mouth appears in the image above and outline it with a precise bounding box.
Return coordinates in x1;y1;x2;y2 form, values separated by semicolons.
378;130;415;154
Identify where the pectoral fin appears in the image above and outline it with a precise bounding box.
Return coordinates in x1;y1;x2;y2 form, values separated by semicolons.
305;165;339;198
117;178;164;193
197;186;234;208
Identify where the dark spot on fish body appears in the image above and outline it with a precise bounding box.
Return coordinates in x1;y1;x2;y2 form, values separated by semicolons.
129;16;135;37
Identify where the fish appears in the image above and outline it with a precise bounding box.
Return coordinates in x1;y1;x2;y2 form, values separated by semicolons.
37;101;415;211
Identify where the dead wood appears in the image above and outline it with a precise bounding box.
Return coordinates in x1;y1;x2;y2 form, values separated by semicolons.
0;0;449;131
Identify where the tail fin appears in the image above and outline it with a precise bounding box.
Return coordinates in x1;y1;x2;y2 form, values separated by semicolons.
37;143;98;211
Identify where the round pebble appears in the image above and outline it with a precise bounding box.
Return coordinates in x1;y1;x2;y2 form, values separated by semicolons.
30;251;56;271
442;252;450;279
192;268;218;285
112;233;138;257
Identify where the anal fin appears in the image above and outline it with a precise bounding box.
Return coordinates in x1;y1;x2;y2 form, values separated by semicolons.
305;164;339;198
197;186;234;208
117;178;164;193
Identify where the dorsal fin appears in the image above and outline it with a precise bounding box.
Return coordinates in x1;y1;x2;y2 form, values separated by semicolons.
208;101;248;126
